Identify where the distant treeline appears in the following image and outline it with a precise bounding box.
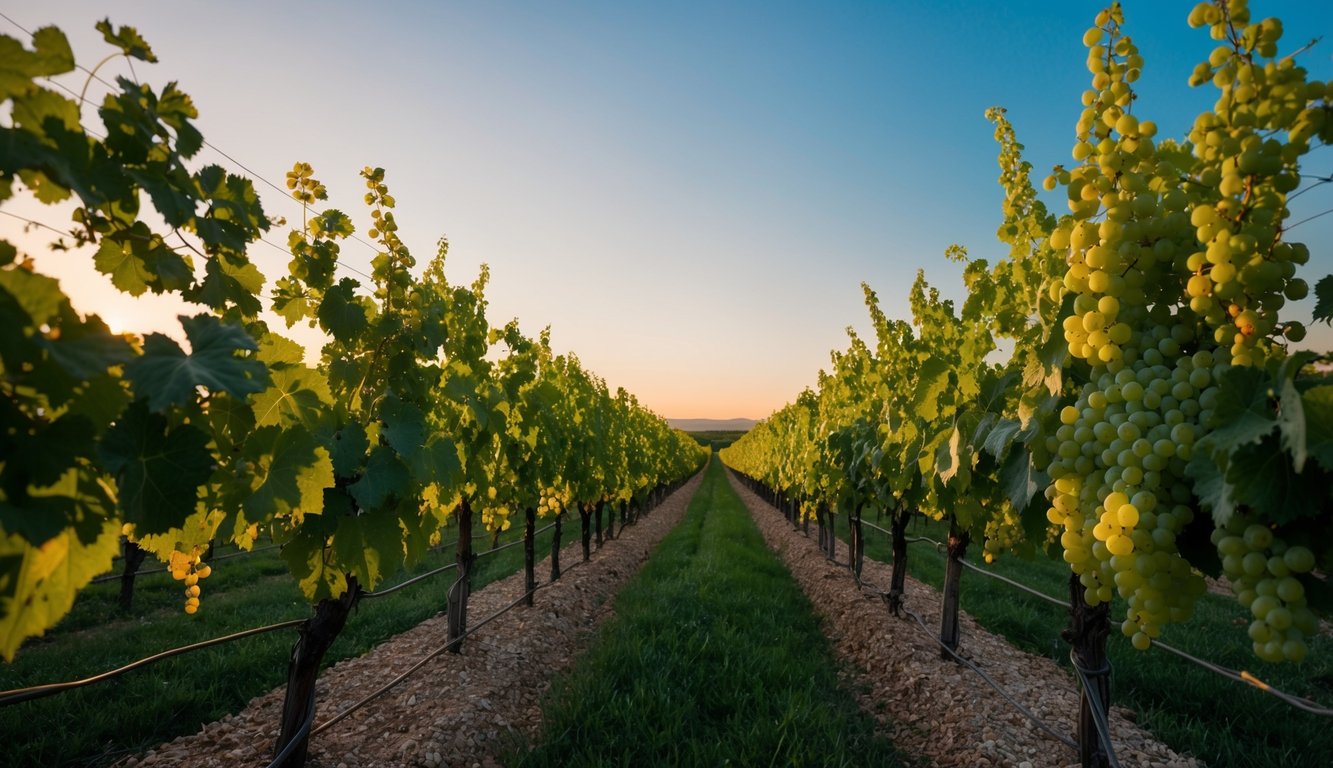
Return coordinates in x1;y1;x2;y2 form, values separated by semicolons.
687;431;750;450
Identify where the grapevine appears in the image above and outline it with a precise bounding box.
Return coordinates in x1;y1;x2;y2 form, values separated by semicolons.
724;0;1333;665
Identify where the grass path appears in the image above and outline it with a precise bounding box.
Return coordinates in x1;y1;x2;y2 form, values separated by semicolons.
513;457;901;767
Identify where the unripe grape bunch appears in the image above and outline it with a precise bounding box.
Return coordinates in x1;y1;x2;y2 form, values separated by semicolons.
1043;0;1331;661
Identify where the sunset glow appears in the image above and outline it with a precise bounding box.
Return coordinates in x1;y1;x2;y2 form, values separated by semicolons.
5;1;1331;419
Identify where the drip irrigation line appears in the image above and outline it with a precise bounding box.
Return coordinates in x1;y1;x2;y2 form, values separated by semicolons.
758;482;1333;722
1151;639;1333;716
475;534;527;558
906;535;946;551
360;561;459;600
1069;652;1124;768
264;688;317;768
959;560;1068;609
312;579;540;736
862;520;892;536
315;534;594;735
0;618;306;707
90;543;282;584
900;606;1079;752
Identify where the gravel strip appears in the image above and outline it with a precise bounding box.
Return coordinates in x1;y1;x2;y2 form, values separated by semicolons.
118;473;702;768
725;469;1202;768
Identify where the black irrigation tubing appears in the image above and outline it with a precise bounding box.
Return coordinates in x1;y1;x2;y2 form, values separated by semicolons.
90;543;283;584
312;578;541;736
778;494;1333;720
1150;639;1333;716
359;562;460;600
958;560;1069;609
475;534;527;559
316;534;592;736
906;535;947;551
1069;651;1124;768
899;604;1080;753
263;688;317;768
0;618;306;707
862;520;892;536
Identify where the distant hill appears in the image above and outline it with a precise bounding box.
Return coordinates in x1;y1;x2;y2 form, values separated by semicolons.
667;418;757;433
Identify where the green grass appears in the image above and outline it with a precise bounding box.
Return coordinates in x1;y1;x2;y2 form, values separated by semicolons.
0;518;561;768
820;511;1333;768
513;458;901;768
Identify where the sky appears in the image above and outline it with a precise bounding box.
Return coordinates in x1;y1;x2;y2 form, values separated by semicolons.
4;1;1332;420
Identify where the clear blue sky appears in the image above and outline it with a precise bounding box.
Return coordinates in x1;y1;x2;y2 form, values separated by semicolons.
6;1;1332;419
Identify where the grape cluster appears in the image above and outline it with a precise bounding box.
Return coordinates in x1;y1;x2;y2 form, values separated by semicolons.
1212;519;1318;662
537;484;570;517
1044;346;1214;649
1043;6;1212;649
1042;1;1329;661
169;547;212;615
1181;0;1326;365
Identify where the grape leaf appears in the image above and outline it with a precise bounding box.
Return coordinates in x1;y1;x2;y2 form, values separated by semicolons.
330;422;369;477
1185;449;1236;526
1204;366;1274;457
64;375;132;431
135;507;225;555
251;334;333;430
281;527;345;601
10;414;96;490
911;357;951;422
332;508;401;591
92;229;193;297
1303;385;1333;471
0;266;63;328
347;446;409;510
1001;446;1044;513
380;395;427;462
981;417;1022;459
244;425;333;524
11;87;80;136
318;279;370;342
187;253;264;317
40;310;133;380
412;435;462;488
123;314;268;411
1277;369;1307;472
1227;435;1328;525
0;517;120;661
0;26;75;101
1313;274;1333;326
95;19;158;63
98;402;213;534
270;277;316;327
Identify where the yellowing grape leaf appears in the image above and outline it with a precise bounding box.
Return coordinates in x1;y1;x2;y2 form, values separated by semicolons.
0;518;119;661
244;425;333;524
332;508;401;592
251;334;333;430
281;527;345;601
0;26;74;101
